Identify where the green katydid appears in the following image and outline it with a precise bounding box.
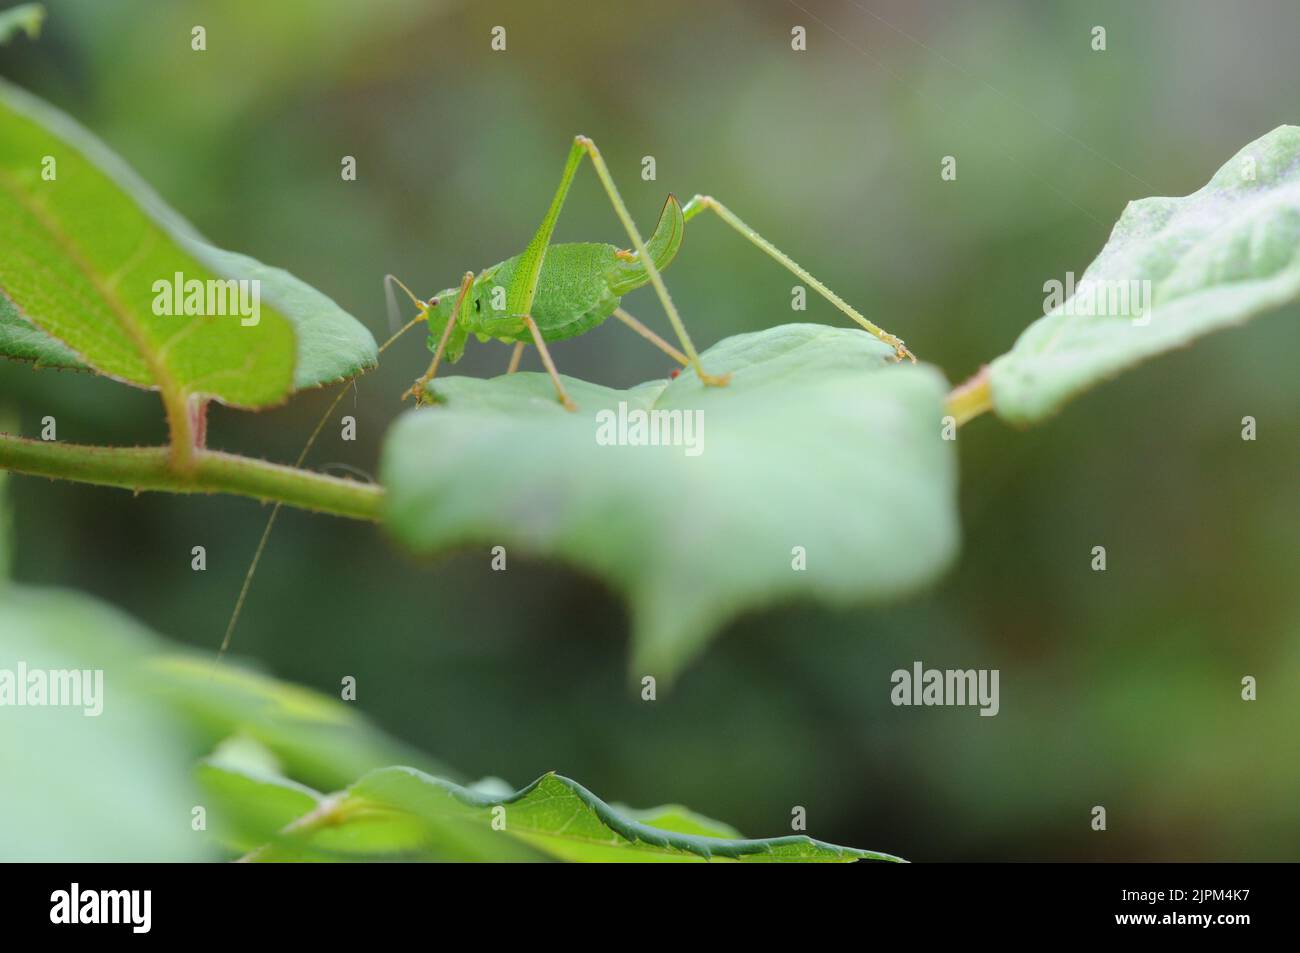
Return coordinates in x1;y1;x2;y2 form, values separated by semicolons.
386;135;914;411
219;134;914;657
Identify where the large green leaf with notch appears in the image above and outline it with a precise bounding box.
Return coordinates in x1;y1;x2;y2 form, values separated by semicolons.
238;767;902;862
381;323;958;679
991;125;1300;425
0;78;377;402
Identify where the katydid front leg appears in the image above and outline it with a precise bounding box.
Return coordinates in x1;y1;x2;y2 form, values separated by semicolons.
680;195;916;363
403;271;474;404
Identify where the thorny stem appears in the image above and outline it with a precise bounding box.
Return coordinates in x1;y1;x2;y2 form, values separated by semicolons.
945;365;993;426
0;432;383;521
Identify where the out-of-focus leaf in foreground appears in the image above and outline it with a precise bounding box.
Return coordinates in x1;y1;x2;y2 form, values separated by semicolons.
381;324;958;680
0;587;208;860
991;125;1300;425
0;535;897;862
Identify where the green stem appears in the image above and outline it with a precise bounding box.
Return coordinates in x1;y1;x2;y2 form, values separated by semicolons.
162;385;196;470
945;365;994;426
0;432;382;521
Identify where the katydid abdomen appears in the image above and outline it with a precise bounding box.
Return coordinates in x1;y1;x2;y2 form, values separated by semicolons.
474;242;624;344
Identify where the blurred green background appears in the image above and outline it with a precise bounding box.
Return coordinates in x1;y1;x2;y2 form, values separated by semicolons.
2;0;1297;860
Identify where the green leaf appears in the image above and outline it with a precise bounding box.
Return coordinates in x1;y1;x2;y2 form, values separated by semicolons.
0;288;84;369
0;3;43;45
990;125;1300;425
0;78;377;403
0;586;210;860
381;323;958;679
178;244;379;393
326;768;902;862
617;803;744;839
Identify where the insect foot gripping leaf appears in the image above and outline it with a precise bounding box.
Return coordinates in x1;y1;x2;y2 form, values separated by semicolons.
990;125;1300;426
0;79;378;405
380;323;959;682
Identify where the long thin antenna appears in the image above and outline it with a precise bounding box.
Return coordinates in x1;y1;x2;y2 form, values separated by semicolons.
217;311;428;659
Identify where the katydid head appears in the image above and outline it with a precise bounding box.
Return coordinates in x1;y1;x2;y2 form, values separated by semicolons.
424;286;471;363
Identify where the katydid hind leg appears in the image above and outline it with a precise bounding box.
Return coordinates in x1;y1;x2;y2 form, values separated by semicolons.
505;135;728;386
573;136;730;386
612;306;689;367
502;139;587;323
680;195;916;363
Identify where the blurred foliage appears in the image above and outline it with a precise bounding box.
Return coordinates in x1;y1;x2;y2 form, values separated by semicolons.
0;585;208;860
2;0;1298;860
0;576;890;861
